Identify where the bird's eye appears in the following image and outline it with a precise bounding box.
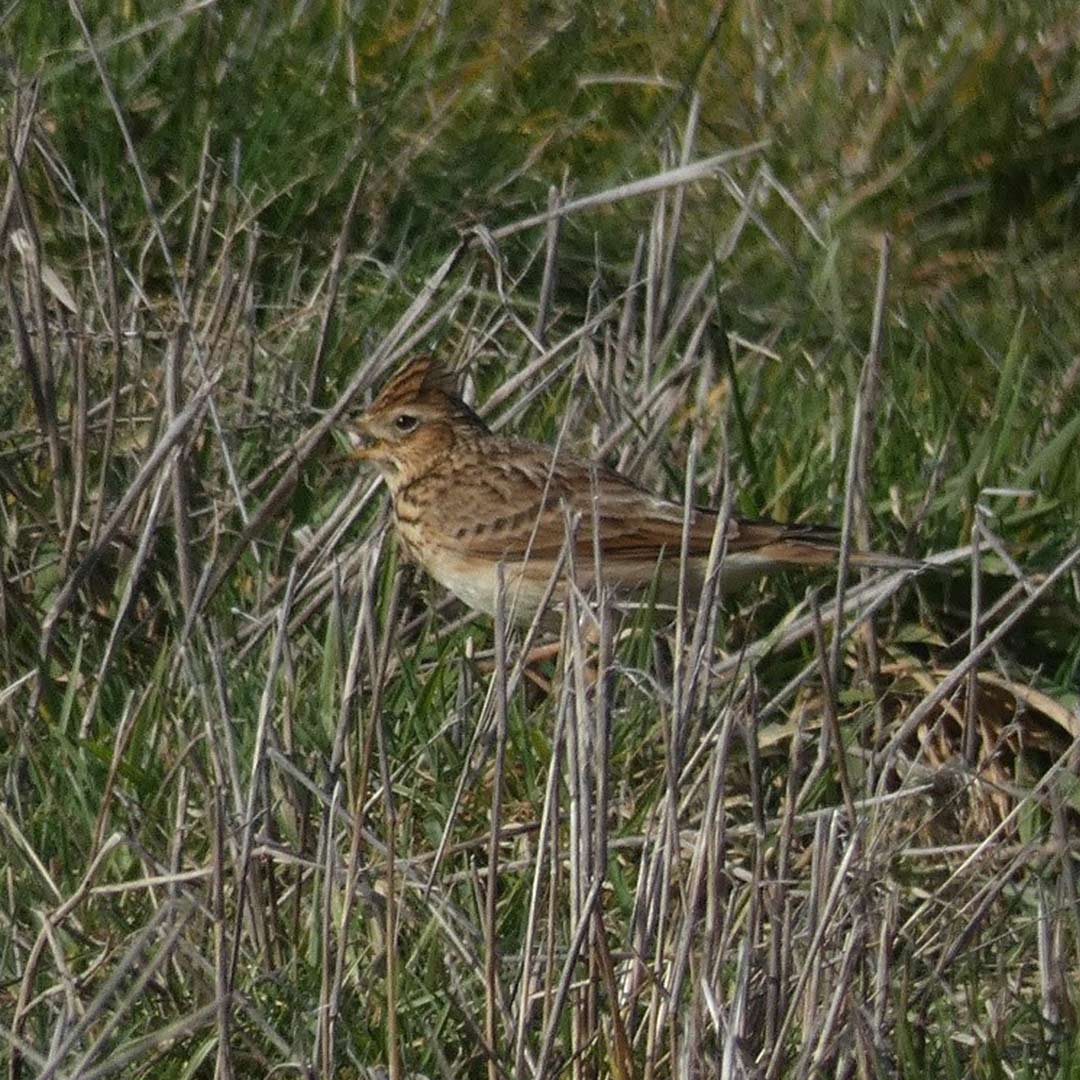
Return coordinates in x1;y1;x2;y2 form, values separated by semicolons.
394;414;419;433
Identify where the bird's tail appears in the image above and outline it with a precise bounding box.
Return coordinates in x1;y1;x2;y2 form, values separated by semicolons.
753;524;923;573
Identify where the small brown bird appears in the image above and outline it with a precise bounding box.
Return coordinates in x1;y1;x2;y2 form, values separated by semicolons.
351;356;913;623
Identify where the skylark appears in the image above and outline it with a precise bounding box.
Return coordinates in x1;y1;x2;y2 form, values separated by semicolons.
351;356;913;623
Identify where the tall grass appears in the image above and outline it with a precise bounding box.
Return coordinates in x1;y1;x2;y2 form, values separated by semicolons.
2;1;1079;1077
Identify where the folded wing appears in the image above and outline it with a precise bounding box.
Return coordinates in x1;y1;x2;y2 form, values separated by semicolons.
455;447;850;567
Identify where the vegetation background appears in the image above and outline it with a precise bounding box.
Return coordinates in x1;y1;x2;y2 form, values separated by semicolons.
2;0;1079;1077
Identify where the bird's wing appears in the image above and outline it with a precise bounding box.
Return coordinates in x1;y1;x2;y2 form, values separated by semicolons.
452;446;841;566
447;450;679;562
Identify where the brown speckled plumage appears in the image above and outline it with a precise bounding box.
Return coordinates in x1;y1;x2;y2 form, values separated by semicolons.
351;356;913;621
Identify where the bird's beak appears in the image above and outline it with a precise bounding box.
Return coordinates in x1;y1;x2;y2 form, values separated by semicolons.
348;418;375;459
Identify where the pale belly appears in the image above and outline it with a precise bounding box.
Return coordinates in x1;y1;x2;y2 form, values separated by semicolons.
412;541;782;623
429;556;551;622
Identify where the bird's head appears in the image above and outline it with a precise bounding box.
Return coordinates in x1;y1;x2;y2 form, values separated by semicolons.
351;355;488;487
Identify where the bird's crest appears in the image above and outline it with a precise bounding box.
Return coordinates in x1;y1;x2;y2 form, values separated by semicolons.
368;355;486;428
